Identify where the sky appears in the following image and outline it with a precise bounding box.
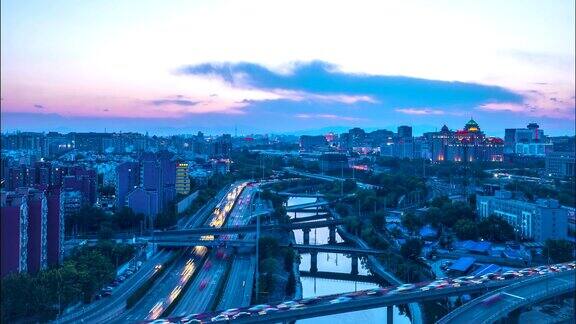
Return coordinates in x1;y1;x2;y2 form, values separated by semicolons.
1;0;575;136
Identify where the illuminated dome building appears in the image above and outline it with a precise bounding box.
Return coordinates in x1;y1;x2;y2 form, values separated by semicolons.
426;119;504;162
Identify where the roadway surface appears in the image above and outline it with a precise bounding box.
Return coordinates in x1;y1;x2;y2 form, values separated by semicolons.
153;218;346;237
150;265;575;323
216;190;268;311
170;182;254;316
55;250;172;324
109;185;244;323
114;252;190;323
284;168;382;190
439;268;576;324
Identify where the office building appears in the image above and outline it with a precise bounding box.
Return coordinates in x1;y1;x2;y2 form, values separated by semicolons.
504;123;550;156
546;152;575;178
477;190;568;242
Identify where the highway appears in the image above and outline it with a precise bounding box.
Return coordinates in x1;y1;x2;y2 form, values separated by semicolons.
109;184;244;323
149;263;575;323
113;247;207;323
439;267;576;324
215;191;258;311
169;182;253;316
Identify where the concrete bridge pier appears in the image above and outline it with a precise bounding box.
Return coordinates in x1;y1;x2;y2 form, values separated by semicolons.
303;228;311;245
351;256;359;275
387;306;393;324
310;251;318;273
328;225;337;244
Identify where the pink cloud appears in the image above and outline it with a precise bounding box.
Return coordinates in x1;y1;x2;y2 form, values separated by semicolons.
295;113;361;121
478;89;575;119
395;108;445;115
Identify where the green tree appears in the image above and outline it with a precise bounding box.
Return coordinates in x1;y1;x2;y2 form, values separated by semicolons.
477;215;515;242
453;219;479;240
400;238;424;260
544;239;574;263
401;212;422;234
370;211;386;230
424;207;442;227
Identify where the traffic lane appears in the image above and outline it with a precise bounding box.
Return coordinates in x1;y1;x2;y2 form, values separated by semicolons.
171;256;227;315
170;184;248;316
217;255;251;310
113;253;187;323
59;250;171;323
193;267;576;323
454;272;575;323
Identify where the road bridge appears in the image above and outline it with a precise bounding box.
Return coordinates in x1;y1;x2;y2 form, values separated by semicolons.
290;213;331;223
275;191;326;198
438;269;575;324
283;168;383;190
232;270;575;323
154;239;256;248
153;219;346;237
286;200;331;212
299;270;379;283
151;268;575;324
292;243;385;274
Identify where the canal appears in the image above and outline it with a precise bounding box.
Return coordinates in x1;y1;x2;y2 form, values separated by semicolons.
287;197;411;324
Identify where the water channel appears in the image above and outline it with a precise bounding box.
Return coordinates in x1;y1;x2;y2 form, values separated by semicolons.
287;197;411;324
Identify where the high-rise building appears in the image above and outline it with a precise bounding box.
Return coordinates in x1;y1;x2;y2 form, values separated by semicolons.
397;125;413;139
17;188;47;273
1;192;28;277
61;166;97;205
141;160;163;211
175;162;190;195
116;162;140;208
46;187;64;266
504;123;550;156
127;188;159;218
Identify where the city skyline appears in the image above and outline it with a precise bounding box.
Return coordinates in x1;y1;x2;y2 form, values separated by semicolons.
1;1;575;135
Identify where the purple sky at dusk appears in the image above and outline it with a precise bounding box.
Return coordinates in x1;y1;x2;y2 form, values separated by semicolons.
1;1;574;136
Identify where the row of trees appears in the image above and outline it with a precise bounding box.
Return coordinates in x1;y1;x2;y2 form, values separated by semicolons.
257;237;297;303
504;180;575;207
1;241;134;322
66;206;144;236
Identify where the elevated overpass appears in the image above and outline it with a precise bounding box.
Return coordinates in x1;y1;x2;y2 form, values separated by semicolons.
153;219;346;237
151;267;575;324
292;244;385;255
283;168;382;190
153;239;256;248
438;269;576;324
285;200;331;212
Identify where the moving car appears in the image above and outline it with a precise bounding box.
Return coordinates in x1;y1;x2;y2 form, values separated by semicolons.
232;312;251;320
481;293;502;306
210;314;229;322
394;283;416;292
329;296;352;304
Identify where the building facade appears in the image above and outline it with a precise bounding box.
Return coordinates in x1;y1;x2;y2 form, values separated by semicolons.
477;191;568;242
1;192;29;277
